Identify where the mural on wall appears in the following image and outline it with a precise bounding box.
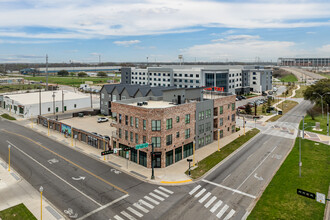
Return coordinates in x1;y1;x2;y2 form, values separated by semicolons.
61;124;72;136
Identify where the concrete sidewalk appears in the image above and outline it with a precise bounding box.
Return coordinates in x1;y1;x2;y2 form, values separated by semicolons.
304;131;330;145
0;157;64;220
23;120;251;185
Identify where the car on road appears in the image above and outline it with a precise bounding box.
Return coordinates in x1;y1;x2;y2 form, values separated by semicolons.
97;117;109;123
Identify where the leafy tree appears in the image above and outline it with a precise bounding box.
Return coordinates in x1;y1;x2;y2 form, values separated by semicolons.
78;72;88;77
245;104;252;115
262;103;266;113
57;70;69;77
267;97;272;109
304;79;330;107
70;72;76;77
97;71;107;77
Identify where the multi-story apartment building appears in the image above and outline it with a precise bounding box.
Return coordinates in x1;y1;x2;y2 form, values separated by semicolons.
122;65;272;94
111;87;236;168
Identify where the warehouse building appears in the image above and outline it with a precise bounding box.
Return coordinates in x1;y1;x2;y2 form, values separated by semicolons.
1;90;91;118
278;57;330;67
111;87;236;168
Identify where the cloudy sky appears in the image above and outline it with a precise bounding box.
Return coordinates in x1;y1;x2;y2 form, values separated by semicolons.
0;0;329;63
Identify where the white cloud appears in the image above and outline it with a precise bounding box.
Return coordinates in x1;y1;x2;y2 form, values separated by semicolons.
113;40;141;46
0;1;329;39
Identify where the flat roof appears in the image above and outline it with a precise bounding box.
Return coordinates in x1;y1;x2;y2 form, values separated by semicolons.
5;90;90;105
127;100;176;109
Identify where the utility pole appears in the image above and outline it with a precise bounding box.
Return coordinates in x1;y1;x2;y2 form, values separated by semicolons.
39;89;41;115
327;104;329;136
90;93;93;109
151;143;155;180
46;54;49;91
62;90;64;113
52;92;55;115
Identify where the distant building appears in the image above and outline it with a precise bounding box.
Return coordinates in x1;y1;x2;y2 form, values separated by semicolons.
20;68;39;75
278;57;330;67
0;78;24;85
1;90;91;118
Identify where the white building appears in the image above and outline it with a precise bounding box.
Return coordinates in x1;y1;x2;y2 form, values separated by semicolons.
1;90;91;118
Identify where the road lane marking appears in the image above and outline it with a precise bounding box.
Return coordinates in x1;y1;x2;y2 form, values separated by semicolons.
149;192;164;201
154;189;169;198
194;188;206;198
7;141;102;207
121;211;136;220
144;196;159;205
114;215;124;220
158;186;174;194
199;192;211;203
223;209;236;220
74;194;129;220
139;199;154;209
202;180;256;199
235;146;277;192
216;204;229;219
210;200;223;213
4;130;128;194
223;174;231;182
189;185;201;195
133;203;149;213
204;196;217;208
127;207;143;218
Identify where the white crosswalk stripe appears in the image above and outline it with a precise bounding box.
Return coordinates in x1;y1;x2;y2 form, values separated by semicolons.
127;207;143;218
189;185;201;195
204;196;217;208
121;211;137;220
133;203;149;213
210;200;223;213
139;199;154;209
216;204;229;219
194;188;206;198
158;186;174;194
223;209;236;220
199;192;211;203
149;192;165;201
114;215;124;220
144;196;160;205
154;189;169;198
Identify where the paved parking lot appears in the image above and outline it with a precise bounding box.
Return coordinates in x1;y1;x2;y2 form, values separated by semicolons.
60;116;115;137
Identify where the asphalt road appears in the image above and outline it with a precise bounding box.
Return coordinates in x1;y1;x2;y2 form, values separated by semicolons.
0;99;312;220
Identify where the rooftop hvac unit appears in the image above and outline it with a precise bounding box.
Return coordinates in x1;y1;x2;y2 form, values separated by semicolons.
143;101;148;105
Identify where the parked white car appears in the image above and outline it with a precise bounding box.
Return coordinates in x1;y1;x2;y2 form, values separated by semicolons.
97;117;109;123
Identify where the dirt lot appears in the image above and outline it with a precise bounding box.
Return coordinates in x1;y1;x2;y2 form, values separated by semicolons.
60;116;115;137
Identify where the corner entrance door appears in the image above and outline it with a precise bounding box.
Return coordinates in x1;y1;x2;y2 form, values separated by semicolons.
152;152;162;168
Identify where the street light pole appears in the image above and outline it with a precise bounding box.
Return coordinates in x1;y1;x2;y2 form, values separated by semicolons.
313;92;330;118
8;145;11;171
52;92;55;115
192;140;196;167
39;186;43;220
327;104;329;136
217;128;220;151
151;143;155;180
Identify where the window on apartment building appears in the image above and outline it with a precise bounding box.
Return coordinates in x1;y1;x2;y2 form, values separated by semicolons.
185;80;188;83
166;118;173;130
227;127;230;131
125;130;128;140
232;103;235;111
119;128;122;138
228;104;230;109
130;116;133;126
48;108;50;112
196;74;199;78
166;134;172;145
174;79;177;82
101;93;104;99
190;80;193;83
176;131;180;138
143;120;146;130
130;132;133;142
135;118;139;128
253;72;256;75
232;125;235;133
206;109;211;118
198;137;204;147
135;133;139;144
253;77;256;80
151;120;161;131
253;82;256;85
220;130;223;138
125;115;128;125
119;114;122;123
199;111;204;120
199;124;204;134
202;135;209;144
176;116;180;123
151;137;161;148
185;128;190;139
220;118;223;126
179;79;182;82
185;114;190;124
196;80;200;83
143;136;146;143
206;122;211;132
228;115;230;120
179;74;182;77
163;79;166;81
113;95;117;101
219;106;223;114
232;114;235;122
190;74;193;77
174;73;177;76
185;74;188;77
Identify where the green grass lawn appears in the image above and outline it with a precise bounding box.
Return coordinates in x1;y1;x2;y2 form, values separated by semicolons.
23;76;120;87
317;73;330;79
267;100;298;122
294;85;308;98
245;93;259;98
299;115;328;135
1;113;16;120
186;128;260;179
0;84;44;93
280;74;298;82
252;99;281;116
248;138;329;220
0;203;37;220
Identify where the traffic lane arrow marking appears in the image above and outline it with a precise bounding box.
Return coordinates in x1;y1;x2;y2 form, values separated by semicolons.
253;173;263;181
72;176;86;181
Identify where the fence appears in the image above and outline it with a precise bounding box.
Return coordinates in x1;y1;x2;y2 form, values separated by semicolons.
38;115;110;150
